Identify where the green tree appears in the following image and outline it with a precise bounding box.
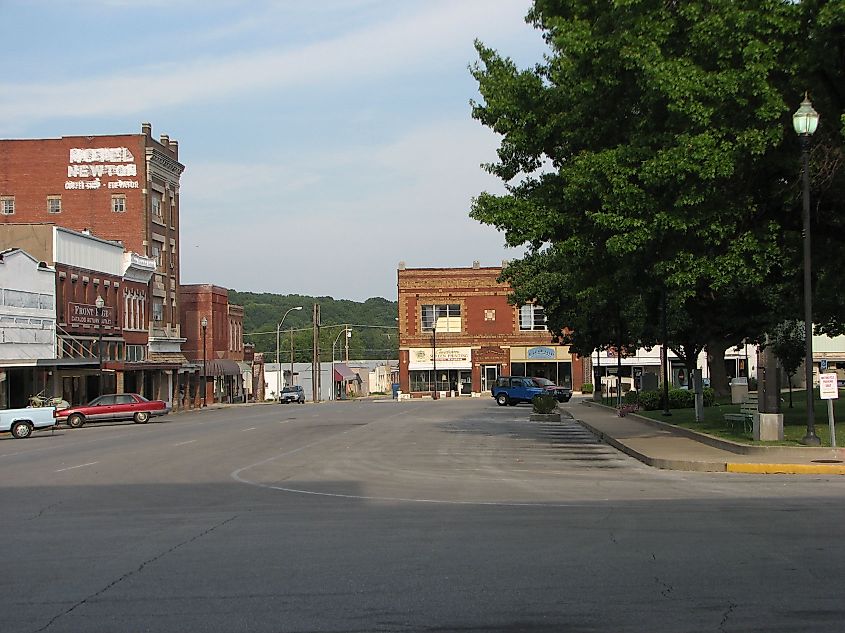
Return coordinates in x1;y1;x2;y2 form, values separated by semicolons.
767;320;806;408
470;1;841;384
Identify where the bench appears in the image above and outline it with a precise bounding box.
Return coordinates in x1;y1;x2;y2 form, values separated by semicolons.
723;393;758;434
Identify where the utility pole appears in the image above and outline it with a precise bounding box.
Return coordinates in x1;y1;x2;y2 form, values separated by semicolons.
290;327;294;386
312;303;320;402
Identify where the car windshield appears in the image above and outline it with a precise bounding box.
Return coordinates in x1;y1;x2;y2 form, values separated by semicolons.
282;387;299;393
532;377;555;387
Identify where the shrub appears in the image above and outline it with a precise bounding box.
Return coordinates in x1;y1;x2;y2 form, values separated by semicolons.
702;387;714;407
748;377;758;391
532;393;557;414
667;388;695;409
638;390;662;411
581;382;594;394
623;391;639;405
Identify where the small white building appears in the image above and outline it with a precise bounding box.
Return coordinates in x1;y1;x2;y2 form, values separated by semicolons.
0;248;56;407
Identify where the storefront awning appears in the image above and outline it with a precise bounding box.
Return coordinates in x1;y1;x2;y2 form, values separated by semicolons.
333;363;359;382
208;359;242;376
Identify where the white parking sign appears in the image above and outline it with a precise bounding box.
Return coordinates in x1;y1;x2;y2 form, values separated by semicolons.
819;373;839;400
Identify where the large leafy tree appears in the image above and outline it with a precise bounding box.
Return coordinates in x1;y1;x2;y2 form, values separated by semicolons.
470;0;842;395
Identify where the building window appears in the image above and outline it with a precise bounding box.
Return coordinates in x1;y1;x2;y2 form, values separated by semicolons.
519;304;547;331
1;196;14;215
151;193;162;218
111;195;126;213
47;196;62;214
126;344;146;362
421;304;461;332
151;242;163;266
152;300;163;322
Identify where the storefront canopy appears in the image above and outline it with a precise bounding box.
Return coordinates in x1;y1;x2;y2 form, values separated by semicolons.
207;359;242;377
333;363;359;382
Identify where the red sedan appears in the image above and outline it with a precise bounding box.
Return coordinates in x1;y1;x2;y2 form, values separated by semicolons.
55;393;170;428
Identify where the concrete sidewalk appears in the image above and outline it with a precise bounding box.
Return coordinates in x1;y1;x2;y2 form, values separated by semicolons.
572;399;845;475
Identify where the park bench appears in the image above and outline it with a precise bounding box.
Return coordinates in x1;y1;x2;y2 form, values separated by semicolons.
723;392;758;434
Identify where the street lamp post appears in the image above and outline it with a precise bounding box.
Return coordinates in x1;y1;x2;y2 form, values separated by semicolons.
432;325;438;400
276;306;303;401
95;295;105;396
201;316;208;407
793;93;821;445
332;327;352;400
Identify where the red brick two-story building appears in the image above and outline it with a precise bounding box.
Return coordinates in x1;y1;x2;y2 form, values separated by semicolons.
397;263;584;398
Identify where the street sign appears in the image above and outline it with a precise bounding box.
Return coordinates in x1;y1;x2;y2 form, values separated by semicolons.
819;373;839;400
821;359;828;371
819;373;839;448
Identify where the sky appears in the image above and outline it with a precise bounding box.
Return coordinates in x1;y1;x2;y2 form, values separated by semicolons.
1;0;549;302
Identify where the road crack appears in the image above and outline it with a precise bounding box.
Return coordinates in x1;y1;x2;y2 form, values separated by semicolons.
719;602;737;632
32;514;239;632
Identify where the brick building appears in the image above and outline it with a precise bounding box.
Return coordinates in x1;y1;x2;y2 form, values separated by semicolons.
0;123;186;359
180;284;247;404
0;224;187;407
397;262;585;398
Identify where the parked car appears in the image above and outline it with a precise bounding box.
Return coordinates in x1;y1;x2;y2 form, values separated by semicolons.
55;393;170;428
279;385;305;404
531;377;572;402
491;376;546;406
1;406;56;439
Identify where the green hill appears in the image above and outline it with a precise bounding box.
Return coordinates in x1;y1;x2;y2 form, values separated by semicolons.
229;291;398;363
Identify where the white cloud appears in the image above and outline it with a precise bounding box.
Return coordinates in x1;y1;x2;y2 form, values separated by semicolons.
0;0;530;129
179;117;522;299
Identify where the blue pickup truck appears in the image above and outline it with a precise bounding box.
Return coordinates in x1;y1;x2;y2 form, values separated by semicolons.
491;376;546;406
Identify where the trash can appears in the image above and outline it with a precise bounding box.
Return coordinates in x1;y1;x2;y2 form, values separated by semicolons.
391;383;400;399
730;377;749;404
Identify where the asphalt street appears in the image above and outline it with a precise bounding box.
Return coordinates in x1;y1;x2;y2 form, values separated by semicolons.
2;398;844;632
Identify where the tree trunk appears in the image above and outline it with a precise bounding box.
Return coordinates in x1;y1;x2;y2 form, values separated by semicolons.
787;373;794;408
706;339;731;398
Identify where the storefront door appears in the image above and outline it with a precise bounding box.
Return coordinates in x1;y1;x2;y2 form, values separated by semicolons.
458;371;472;395
482;365;499;392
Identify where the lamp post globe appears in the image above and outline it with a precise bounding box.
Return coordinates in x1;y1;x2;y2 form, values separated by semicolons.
793;93;821;446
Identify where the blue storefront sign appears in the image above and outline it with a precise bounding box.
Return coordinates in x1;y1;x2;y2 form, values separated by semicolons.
527;346;556;360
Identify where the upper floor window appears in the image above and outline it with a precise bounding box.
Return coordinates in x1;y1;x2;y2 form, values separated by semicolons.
47;196;62;214
519;304;547;331
152;193;162;218
421;304;461;333
1;196;14;215
152;300;164;322
111;195;126;213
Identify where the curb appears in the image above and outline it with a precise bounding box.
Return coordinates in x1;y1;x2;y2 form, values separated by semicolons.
725;463;845;475
576;418;727;472
576;412;845;475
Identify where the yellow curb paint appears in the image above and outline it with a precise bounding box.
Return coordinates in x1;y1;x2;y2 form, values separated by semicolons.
726;463;845;475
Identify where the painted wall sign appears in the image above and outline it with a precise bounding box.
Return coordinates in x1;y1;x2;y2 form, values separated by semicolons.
408;347;472;369
68;302;114;327
64;147;139;191
527;346;556;360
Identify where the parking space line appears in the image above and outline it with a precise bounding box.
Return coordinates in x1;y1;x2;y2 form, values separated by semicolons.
55;461;98;472
174;440;196;446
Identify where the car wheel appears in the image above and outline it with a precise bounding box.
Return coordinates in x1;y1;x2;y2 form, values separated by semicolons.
67;413;85;428
11;421;33;439
134;411;150;424
495;393;509;406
